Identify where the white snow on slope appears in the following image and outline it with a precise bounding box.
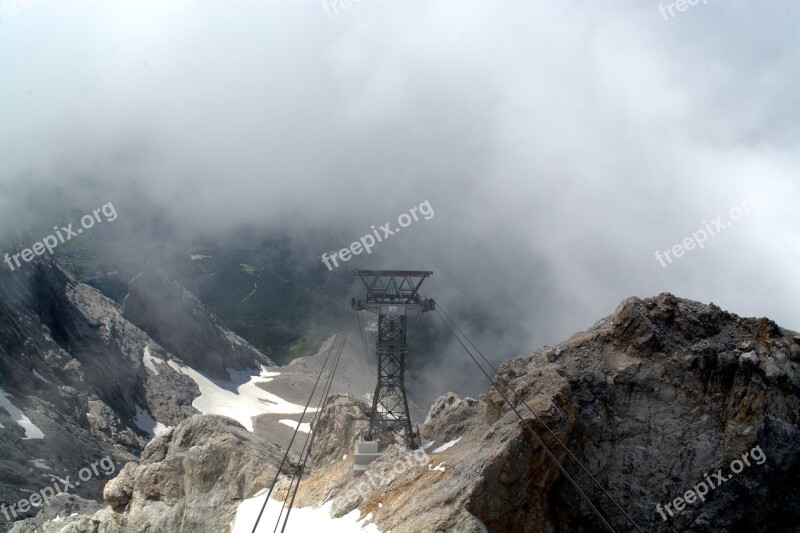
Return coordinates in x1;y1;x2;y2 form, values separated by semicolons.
433;436;461;453
32;369;51;384
231;493;379;533
279;419;311;434
428;461;446;472
0;388;45;439
142;346;165;375
31;459;51;470
133;405;170;437
167;363;315;432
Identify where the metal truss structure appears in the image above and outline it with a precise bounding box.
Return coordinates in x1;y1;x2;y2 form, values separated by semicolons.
351;270;435;449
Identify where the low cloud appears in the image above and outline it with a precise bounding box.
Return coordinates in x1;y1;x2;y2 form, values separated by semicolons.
2;0;797;398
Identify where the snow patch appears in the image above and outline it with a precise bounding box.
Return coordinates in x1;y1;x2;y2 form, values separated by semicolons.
168;363;312;432
133;405;170;437
231;494;380;532
0;388;45;439
45;473;71;485
428;461;446;472
31;459;51;470
280;419;311;434
433;437;461;453
191;254;211;260
32;369;51;384
142;346;165;375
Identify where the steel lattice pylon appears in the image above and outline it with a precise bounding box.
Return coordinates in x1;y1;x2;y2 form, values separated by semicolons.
352;270;435;449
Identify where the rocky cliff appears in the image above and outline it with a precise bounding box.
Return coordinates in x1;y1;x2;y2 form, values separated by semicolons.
0;255;273;531
9;415;293;533
6;292;799;532
297;294;800;532
122;263;272;378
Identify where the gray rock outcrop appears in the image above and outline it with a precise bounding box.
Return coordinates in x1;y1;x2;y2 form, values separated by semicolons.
309;393;371;471
122;263;273;378
297;293;800;532
10;415;294;533
9;291;798;532
0;255;273;531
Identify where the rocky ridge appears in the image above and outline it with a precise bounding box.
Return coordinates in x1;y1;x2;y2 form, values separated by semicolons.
9;415;293;533
122;263;272;379
6;292;799;532
297;293;800;532
0;255;273;531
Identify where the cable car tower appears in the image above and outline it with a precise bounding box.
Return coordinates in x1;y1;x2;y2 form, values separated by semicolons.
351;270;434;469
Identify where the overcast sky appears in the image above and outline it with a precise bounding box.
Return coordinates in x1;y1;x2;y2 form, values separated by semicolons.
1;1;798;395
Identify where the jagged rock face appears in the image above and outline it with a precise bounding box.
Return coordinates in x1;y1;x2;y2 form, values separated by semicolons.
0;257;152;527
5;493;105;533
103;415;291;533
8;291;798;532
9;415;294;533
0;256;271;531
423;392;480;442
295;293;799;533
122;263;272;378
535;294;800;532
309;393;371;471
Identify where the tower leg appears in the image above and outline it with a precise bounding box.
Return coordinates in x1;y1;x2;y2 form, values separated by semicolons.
369;314;416;448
